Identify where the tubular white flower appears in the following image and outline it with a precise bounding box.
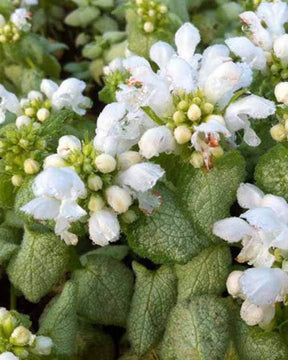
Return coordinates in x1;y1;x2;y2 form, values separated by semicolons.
106;185;132;214
138;126;176;159
225;37;267;71
0;85;21;123
150;41;175;70
10;9;31;32
240;268;288;306
44;154;67;169
226;271;244;298
240;299;265;326
224;95;276;146
117;162;164;193
165;57;197;92
256;1;288;38
275;82;288;105
123;55;151;73
31;336;53;356
40;79;59;99
273;34;288;65
89;208;120;246
16;115;31;129
174;23;201;64
57;135;82;159
0;352;19;360
236;183;264;209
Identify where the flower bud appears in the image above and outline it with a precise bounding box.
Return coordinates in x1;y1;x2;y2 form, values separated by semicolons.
240;299;264;326
270;124;286;142
121;209;138;224
136;0;143;5
173;110;186;125
118;151;142;170
37;108;50;122
24;159;40;174
11;175;24;187
24;107;35;117
12;347;29;359
95;154;116;173
226;271;243;298
44;154;67;169
88;195;105;212
0;35;6;43
273;34;288;65
88;174;103;191
211;146;224;158
0;308;9;323
202;102;214;114
57;135;82;159
190;152;204;168
187;104;201;121
206;114;225;125
143;21;154;33
148;9;156;17
158;4;168;13
177;100;189;111
174;125;192;144
16;115;31;129
31;336;53;356
106;185;132;214
2;314;17;338
10;326;35;347
274;82;288;105
28;91;43;101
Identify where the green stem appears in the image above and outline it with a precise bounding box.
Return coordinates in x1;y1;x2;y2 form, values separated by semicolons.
10;284;17;310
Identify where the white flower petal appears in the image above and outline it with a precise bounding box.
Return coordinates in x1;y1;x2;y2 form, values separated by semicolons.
273;34;288;66
89;208;120;246
261;194;288;224
213;217;253;242
240;268;288;306
20;197;60;220
257;1;288;37
225;37;267;71
40;79;58;99
123;55;151;72
10;9;30;31
57;135;82;159
0;352;19;360
138;126;176;159
240;299;265;326
237;183;264;209
174;23;201;64
166;57;197;92
241;207;282;232
243;126;261;147
271;228;288;250
117;162;164;192
150;41;175;70
59;199;87;222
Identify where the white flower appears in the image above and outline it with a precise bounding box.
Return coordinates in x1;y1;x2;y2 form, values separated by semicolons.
16;115;31;128
105;185;132;214
0;85;21;123
116;162;164;193
256;1;288;38
224;95;276;146
10;9;31;32
57;135;82;159
273;34;288;66
150;41;175;70
174;23;201;64
103;57;125;76
0;352;19;360
40;78;91;115
138;126;176;159
225;37;267;71
240;267;288;306
226;271;244;298
89;208;120;246
21;0;38;7
31;336;53;356
275;82;288;104
94;103;141;156
236;183;264;209
20;167;87;245
240;299;265;326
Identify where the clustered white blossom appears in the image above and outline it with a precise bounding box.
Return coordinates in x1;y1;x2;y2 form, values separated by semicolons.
0;307;53;359
213;183;288;327
99;22;275;169
0;8;31;43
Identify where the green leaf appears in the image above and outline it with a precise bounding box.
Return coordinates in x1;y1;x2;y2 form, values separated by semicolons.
234;318;288;360
161;296;231;359
0;172;15;209
166;0;189;21
80;245;129;265
39;281;78;357
175;244;232;302
255;144;288;201
126;183;209;264
128;262;177;357
8;227;71;303
178;151;246;241
65;7;100;27
72;254;134;326
0;227;20;264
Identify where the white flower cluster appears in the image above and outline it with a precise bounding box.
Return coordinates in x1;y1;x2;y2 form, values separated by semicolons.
0;8;31;43
0;78;91;125
99;22;275;169
21;134;164;246
0;307;53;359
213;183;288;327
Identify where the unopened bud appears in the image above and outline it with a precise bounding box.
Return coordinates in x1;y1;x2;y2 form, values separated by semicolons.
57;135;82;159
143;21;154;33
177;100;189;111
158;4;168;13
202;102;214;114
37;108;50;122
24;159;40;174
173;110;186;125
226;271;243;298
121;209;138;224
11;175;24;187
16;115;31;129
10;326;35;347
270;124;286;142
274;82;288;105
31;336;53;356
106;185;132;214
88;195;105;212
240;299;264;326
187;104;201;121
88;175;103;191
190;152;204;168
44;154;67;169
211;146;224;158
174;125;192;144
0;35;6;43
2;314;17;338
118;151;141;170
95;154;116;173
24;107;35;117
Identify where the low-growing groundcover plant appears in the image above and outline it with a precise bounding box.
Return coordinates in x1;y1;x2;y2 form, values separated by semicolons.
0;0;288;359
